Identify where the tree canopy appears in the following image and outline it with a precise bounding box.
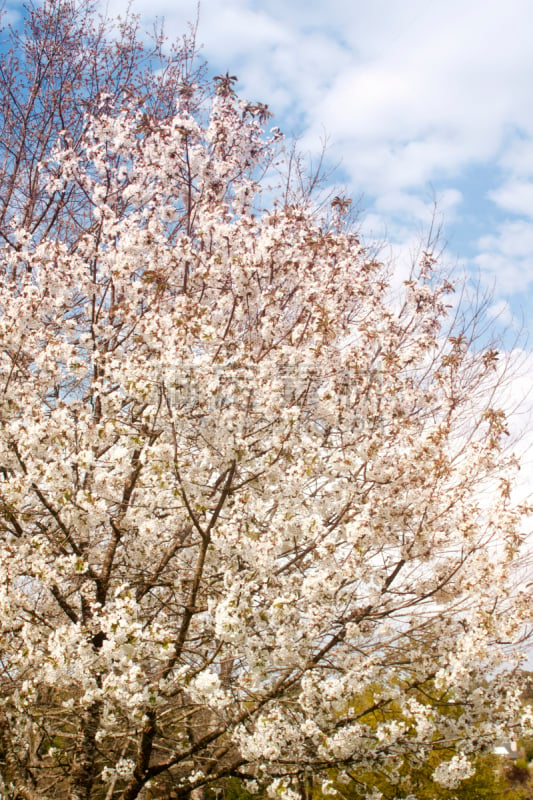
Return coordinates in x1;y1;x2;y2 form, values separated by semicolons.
0;2;531;800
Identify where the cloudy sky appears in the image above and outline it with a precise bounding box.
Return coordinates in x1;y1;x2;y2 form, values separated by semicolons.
98;0;533;338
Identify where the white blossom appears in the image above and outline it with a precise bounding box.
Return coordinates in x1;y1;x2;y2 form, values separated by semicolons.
432;753;476;788
0;6;530;800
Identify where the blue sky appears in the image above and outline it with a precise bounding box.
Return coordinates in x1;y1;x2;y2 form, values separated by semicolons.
96;0;533;337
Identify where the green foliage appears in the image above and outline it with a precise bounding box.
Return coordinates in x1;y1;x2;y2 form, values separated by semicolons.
393;752;531;800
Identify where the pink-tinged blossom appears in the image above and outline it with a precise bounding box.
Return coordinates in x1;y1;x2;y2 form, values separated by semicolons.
0;8;530;800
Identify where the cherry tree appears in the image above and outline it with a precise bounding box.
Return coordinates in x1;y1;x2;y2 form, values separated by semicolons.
0;0;201;250
0;3;531;800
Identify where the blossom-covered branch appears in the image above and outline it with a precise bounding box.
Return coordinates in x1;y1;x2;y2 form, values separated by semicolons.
0;3;530;800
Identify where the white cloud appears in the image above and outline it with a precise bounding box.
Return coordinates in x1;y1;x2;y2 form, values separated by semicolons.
474;221;533;295
489;181;533;218
500;137;533;178
487;300;517;329
373;186;462;222
310;0;533;197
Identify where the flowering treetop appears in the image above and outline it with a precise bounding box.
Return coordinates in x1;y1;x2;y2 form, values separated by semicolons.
0;5;530;800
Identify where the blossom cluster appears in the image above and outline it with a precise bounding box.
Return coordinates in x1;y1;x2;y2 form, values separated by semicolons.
0;52;529;800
